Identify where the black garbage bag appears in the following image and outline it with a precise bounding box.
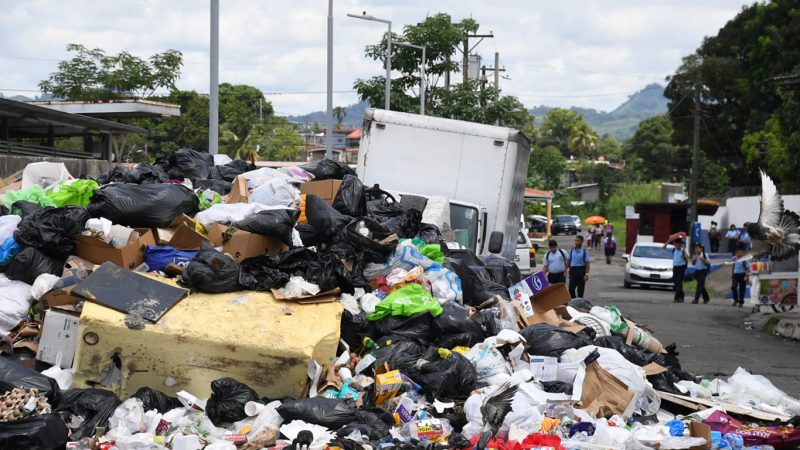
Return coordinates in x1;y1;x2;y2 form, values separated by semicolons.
332;175;366;217
196;178;232;195
340;310;377;350
209;160;256;182
364;185;402;221
0;414;69;450
317;251;369;293
541;381;573;395
382;209;423;239
647;371;683;395
445;250;510;305
434;303;492;348
277;397;358;429
264;247;322;279
300;159;356;180
416;223;445;245
305;195;352;242
338;410;391;440
182;246;241;293
0;357;61;407
87;183;199;228
372;340;426;374
333;217;394;264
568;297;594;311
6;247;66;285
166;148;214;181
480;254;522;287
54;388;120;441
238;258;290;291
234;208;300;246
449;433;472;448
132;163;169;184
96;165;131;185
205;377;260;427
10;200;44;218
374;312;439;346
132;387;182;414
593;336;651;366
295;222;319;247
14;206;89;258
519;323;593;357
409;347;477;399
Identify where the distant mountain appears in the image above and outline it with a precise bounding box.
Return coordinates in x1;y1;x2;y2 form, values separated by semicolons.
288;100;370;128
531;83;668;140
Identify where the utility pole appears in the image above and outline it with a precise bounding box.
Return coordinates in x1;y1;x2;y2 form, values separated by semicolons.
325;0;333;159
690;91;701;224
494;52;500;90
444;56;450;90
461;32;494;83
209;0;219;155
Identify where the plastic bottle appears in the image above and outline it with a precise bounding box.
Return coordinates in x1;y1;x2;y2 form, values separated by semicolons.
400;418;452;443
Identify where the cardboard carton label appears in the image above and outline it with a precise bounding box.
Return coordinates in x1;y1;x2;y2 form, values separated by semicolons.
374;366;402;405
529;356;558;382
36;310;80;368
508;271;549;317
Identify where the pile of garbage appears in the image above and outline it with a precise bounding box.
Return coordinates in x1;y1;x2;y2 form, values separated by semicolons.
0;154;797;450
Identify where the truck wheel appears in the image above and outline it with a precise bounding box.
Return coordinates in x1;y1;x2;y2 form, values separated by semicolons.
624;280;632;289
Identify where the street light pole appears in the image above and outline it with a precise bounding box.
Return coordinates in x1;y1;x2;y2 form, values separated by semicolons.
325;0;333;160
347;12;392;110
209;0;219;155
395;41;426;115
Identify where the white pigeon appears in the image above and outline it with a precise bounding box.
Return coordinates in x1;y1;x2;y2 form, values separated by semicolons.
742;170;800;261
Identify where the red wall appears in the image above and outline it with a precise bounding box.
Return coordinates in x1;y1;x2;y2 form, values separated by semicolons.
626;218;638;253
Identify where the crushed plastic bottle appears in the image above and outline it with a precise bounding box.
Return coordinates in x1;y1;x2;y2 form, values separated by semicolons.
399;417;452;443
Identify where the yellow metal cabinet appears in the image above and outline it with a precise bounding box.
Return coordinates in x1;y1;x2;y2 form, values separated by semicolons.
72;285;343;400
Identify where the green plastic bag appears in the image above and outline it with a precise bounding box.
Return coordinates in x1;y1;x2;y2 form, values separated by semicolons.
46;180;99;207
0;185;56;210
608;305;628;334
197;190;222;211
420;244;445;264
367;284;443;321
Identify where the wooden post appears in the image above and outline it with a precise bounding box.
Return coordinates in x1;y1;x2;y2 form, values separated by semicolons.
546;199;552;237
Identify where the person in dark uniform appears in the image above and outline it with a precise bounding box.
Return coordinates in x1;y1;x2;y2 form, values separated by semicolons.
664;236;689;303
731;244;749;307
542;239;568;284
567;235;590;298
691;243;711;304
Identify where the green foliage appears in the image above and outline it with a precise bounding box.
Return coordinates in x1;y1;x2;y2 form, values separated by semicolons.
529;145;565;190
624;115;688;182
353;13;534;129
333;106;347;128
39;44;182;100
664;0;800;190
598;134;623;162
236;122;303;162
568;122;599;158
539;108;581;156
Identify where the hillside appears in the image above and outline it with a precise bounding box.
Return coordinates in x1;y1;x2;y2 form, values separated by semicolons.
288;101;369;128
531;83;667;140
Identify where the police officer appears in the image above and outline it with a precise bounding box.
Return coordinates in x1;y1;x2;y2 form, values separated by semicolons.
542;239;568;284
567;235;590;298
664;235;689;303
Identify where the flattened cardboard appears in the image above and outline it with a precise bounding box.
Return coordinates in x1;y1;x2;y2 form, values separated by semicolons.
225;176;249;204
207;223;232;247
223;230;289;263
74;228;156;269
36;309;80;369
270;288;341;304
580;361;635;418
689;422;712;450
643;362;668;376
299;179;342;204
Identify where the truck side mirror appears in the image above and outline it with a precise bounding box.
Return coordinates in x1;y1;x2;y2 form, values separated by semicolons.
488;231;504;254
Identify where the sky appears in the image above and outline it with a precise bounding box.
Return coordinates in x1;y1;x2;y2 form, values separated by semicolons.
0;0;752;117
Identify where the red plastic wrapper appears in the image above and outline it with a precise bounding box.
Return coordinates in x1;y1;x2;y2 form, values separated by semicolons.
703;410;800;449
462;434;565;450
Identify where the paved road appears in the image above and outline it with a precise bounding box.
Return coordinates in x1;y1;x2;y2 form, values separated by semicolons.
548;235;800;396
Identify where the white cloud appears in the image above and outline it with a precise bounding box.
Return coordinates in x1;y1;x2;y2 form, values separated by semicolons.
0;0;750;115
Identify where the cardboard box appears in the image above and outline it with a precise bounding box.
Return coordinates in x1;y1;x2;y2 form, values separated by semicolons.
374;363;402;405
529;356;558;382
225;176;249;204
39;269;94;314
300;179;342;204
74;228;157;269
688;422;712;450
513;283;570;325
36;309;80;369
223;230;289;263
157;215;210;251
207;223;233;247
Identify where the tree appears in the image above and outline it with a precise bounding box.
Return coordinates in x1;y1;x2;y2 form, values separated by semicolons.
219;83;271;144
353;13;533;129
333;106;347;129
598;134;623;162
568;122;599;158
539;108;581;157
625;115;688;182
529;145;566;190
238;123;303;161
664;0;800;190
39;44;182;100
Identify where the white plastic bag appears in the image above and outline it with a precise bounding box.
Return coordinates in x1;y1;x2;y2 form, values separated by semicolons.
464;337;512;383
41;352;74;389
727;367;800;415
21;162;71;189
213;154;233;166
0;215;21;242
109;398;147;434
279;420;334;450
421;196;451;230
249;177;300;207
0;274;33;334
424;265;463;304
363;241;436;280
195;203;284;229
31;273;61;300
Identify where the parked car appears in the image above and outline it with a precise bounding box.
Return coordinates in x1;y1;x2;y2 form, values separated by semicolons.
529;215;547;233
552;215;578;235
515;230;535;275
623;242;674;289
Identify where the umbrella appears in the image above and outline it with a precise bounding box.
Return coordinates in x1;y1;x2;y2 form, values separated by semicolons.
584;216;606;225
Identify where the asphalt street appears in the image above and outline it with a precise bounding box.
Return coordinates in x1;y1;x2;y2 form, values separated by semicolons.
548;234;800;396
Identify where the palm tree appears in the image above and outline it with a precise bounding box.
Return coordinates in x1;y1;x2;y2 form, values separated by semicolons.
333;106;347;129
568;124;599;158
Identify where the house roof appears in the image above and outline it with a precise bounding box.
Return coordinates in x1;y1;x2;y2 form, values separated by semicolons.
0;97;148;138
345;129;362;139
28;99;180;118
525;188;554;200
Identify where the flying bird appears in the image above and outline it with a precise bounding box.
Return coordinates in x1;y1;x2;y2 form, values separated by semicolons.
742;170;800;261
476;381;518;450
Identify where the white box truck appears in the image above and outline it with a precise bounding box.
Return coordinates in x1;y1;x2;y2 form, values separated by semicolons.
356;108;531;260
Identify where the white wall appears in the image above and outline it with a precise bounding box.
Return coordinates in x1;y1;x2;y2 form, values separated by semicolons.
704;195;800;229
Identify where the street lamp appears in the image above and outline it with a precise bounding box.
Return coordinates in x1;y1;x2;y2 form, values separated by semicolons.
395;41;426;115
347;12;391;111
